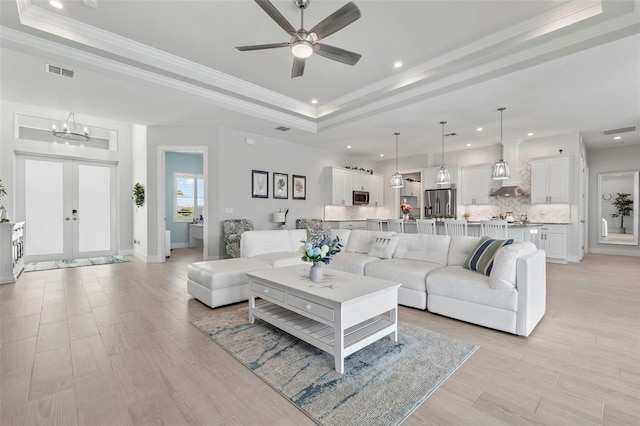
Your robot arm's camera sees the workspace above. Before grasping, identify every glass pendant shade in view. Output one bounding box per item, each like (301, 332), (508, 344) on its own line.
(435, 166), (451, 184)
(435, 121), (451, 185)
(492, 160), (510, 180)
(492, 107), (510, 180)
(390, 172), (404, 188)
(390, 132), (404, 188)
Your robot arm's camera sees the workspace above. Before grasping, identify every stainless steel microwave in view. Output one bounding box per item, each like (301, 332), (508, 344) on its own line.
(353, 191), (370, 205)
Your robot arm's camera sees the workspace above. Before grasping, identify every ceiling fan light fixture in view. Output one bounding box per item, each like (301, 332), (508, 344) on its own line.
(291, 40), (313, 58)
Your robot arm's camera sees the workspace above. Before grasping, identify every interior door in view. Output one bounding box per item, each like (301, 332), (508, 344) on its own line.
(17, 155), (117, 262)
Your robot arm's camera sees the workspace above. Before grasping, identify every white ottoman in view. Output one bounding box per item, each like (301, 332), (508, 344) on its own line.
(187, 258), (272, 308)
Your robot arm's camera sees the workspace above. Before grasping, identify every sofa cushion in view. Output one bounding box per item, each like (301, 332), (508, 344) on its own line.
(241, 230), (294, 258)
(393, 234), (451, 265)
(345, 230), (394, 254)
(326, 252), (379, 275)
(448, 236), (482, 266)
(427, 266), (518, 311)
(489, 242), (538, 289)
(368, 234), (399, 259)
(288, 229), (307, 253)
(187, 258), (271, 290)
(365, 259), (444, 292)
(330, 229), (352, 247)
(250, 252), (305, 268)
(463, 237), (514, 276)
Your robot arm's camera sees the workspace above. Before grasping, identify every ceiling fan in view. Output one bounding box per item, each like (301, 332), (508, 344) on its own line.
(236, 0), (362, 78)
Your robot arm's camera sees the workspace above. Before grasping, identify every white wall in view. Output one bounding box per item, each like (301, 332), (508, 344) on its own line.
(217, 126), (353, 255)
(132, 124), (148, 259)
(0, 101), (134, 255)
(588, 144), (640, 256)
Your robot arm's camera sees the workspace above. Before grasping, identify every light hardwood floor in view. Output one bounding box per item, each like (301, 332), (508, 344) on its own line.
(1, 250), (638, 425)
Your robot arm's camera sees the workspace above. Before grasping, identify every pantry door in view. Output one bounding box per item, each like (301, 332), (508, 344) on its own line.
(17, 156), (117, 262)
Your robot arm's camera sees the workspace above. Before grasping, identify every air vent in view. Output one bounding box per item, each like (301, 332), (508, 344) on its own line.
(602, 126), (636, 135)
(275, 126), (290, 132)
(46, 64), (75, 78)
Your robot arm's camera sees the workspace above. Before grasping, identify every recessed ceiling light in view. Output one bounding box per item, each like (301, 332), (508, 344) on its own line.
(527, 132), (534, 136)
(379, 154), (384, 157)
(466, 143), (472, 147)
(614, 136), (622, 140)
(49, 0), (63, 9)
(346, 145), (351, 149)
(393, 61), (402, 68)
(476, 127), (483, 132)
(311, 99), (318, 104)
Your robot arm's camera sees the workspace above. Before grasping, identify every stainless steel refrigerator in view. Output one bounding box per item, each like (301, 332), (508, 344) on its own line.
(424, 187), (456, 218)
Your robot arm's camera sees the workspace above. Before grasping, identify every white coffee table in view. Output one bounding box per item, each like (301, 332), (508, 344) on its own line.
(247, 265), (401, 374)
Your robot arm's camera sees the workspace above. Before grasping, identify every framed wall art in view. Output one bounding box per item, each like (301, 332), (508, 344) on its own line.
(252, 170), (268, 198)
(273, 172), (288, 199)
(292, 175), (306, 200)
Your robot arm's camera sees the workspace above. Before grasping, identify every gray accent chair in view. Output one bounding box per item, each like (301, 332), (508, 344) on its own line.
(295, 219), (324, 231)
(222, 219), (254, 258)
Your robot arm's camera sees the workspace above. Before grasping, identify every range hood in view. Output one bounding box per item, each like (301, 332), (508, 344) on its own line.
(489, 140), (529, 197)
(490, 185), (529, 197)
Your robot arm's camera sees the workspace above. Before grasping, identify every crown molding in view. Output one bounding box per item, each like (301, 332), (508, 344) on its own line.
(15, 0), (316, 118)
(1, 27), (318, 133)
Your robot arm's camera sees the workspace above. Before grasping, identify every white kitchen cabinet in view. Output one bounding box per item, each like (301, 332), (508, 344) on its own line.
(325, 167), (353, 206)
(369, 174), (384, 207)
(538, 224), (567, 263)
(352, 172), (370, 192)
(400, 179), (421, 197)
(460, 165), (491, 205)
(531, 156), (570, 203)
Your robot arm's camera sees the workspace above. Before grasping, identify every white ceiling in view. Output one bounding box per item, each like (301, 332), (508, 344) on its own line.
(1, 0), (639, 159)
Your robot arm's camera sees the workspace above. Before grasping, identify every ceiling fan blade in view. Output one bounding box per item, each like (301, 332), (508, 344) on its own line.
(236, 42), (290, 51)
(315, 43), (361, 66)
(292, 57), (305, 78)
(309, 2), (361, 41)
(255, 0), (297, 35)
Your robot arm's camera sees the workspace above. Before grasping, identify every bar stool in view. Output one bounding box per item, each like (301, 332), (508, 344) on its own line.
(387, 218), (404, 233)
(480, 220), (508, 239)
(444, 219), (468, 236)
(366, 218), (383, 231)
(416, 219), (437, 235)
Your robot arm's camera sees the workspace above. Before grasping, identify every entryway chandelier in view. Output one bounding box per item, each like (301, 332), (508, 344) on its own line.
(52, 112), (90, 142)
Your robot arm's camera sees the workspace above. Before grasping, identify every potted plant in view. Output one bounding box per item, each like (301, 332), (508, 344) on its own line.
(611, 192), (633, 233)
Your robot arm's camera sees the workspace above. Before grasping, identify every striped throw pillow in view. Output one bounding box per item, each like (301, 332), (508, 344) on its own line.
(463, 236), (514, 276)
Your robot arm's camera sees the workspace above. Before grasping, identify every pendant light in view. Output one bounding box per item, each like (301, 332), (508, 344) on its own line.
(492, 107), (510, 180)
(435, 121), (451, 185)
(389, 132), (404, 188)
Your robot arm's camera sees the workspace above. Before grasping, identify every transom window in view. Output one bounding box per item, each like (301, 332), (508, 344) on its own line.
(174, 173), (204, 221)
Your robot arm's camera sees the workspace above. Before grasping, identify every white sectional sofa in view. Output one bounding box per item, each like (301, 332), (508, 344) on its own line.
(187, 228), (546, 336)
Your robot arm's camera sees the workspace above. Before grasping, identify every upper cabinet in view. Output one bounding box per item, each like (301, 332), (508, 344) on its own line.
(325, 168), (384, 206)
(369, 174), (384, 207)
(325, 167), (353, 206)
(352, 172), (370, 192)
(460, 165), (491, 205)
(400, 179), (421, 196)
(531, 156), (570, 204)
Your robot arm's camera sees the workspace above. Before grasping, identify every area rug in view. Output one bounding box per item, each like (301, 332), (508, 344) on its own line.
(24, 255), (130, 272)
(193, 307), (478, 425)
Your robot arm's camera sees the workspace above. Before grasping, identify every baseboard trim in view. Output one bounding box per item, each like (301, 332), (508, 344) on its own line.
(118, 249), (134, 256)
(171, 243), (190, 249)
(588, 248), (640, 257)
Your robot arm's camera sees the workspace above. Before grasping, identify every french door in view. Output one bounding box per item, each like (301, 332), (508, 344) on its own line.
(16, 155), (117, 262)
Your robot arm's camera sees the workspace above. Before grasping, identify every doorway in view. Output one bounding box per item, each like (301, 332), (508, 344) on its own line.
(16, 155), (117, 262)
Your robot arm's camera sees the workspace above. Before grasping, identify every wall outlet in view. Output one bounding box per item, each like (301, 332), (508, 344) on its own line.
(133, 239), (140, 245)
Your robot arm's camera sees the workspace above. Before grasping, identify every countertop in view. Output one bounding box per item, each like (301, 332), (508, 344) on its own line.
(326, 220), (566, 227)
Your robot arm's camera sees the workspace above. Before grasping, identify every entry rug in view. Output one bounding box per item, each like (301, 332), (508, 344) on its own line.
(24, 255), (130, 272)
(193, 307), (478, 426)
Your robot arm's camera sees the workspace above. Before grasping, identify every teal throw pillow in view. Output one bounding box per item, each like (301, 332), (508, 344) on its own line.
(463, 236), (514, 276)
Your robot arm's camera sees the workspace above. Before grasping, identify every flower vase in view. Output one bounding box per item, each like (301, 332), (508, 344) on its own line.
(403, 213), (409, 222)
(309, 262), (323, 282)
